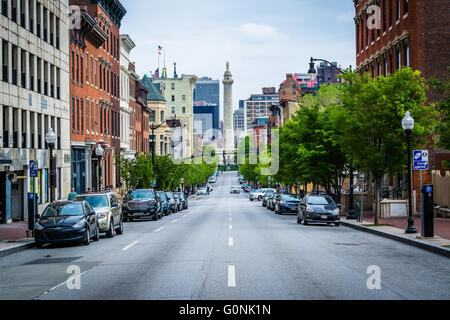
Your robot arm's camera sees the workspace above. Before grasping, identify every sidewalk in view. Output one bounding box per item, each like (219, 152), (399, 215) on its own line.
(357, 210), (450, 240)
(0, 222), (34, 257)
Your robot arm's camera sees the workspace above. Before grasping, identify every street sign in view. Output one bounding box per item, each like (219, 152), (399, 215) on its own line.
(30, 160), (38, 178)
(180, 178), (184, 183)
(413, 150), (429, 170)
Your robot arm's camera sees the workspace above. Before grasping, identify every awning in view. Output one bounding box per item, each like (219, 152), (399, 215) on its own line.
(0, 153), (12, 164)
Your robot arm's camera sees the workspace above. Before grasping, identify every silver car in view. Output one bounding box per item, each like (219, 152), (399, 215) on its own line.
(74, 192), (123, 238)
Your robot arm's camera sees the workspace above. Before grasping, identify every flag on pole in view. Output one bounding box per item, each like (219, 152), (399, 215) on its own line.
(158, 46), (163, 55)
(154, 68), (160, 77)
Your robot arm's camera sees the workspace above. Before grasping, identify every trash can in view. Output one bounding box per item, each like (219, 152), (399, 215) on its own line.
(421, 185), (434, 237)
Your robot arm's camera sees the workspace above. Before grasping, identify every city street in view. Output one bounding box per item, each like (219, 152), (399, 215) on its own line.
(0, 172), (449, 300)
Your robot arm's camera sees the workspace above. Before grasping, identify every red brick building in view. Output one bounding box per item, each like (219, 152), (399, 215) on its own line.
(353, 0), (450, 211)
(69, 0), (126, 193)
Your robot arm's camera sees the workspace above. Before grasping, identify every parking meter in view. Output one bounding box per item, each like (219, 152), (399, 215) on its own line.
(421, 185), (434, 238)
(28, 193), (38, 232)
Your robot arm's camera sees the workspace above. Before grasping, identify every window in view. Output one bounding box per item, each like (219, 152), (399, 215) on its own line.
(182, 106), (186, 113)
(396, 0), (400, 21)
(405, 44), (410, 66)
(90, 56), (93, 84)
(71, 51), (75, 81)
(76, 98), (80, 132)
(389, 0), (393, 27)
(76, 53), (79, 83)
(94, 59), (97, 86)
(382, 0), (386, 32)
(85, 53), (89, 83)
(99, 65), (102, 90)
(91, 101), (94, 132)
(404, 0), (408, 14)
(182, 95), (186, 101)
(86, 99), (89, 132)
(80, 99), (84, 133)
(171, 83), (175, 90)
(397, 49), (401, 69)
(171, 95), (175, 102)
(161, 110), (164, 122)
(80, 55), (83, 85)
(384, 58), (388, 76)
(72, 97), (75, 131)
(172, 107), (175, 114)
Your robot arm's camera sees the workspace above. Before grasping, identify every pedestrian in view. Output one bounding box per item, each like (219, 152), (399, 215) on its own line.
(68, 188), (78, 201)
(87, 188), (92, 194)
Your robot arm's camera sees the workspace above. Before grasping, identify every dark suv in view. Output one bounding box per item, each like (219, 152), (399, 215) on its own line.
(122, 189), (162, 221)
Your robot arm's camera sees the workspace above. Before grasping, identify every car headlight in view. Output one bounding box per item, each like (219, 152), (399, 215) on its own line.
(333, 209), (340, 216)
(306, 207), (315, 213)
(97, 212), (108, 220)
(73, 220), (85, 229)
(280, 201), (286, 205)
(35, 222), (44, 231)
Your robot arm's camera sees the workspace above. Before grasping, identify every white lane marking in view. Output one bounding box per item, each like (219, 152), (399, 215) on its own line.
(228, 265), (236, 287)
(171, 219), (178, 224)
(182, 214), (187, 218)
(228, 237), (234, 247)
(229, 217), (232, 221)
(122, 240), (139, 251)
(229, 224), (232, 230)
(154, 226), (165, 233)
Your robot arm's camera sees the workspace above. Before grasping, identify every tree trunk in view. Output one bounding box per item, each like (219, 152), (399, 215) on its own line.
(374, 178), (381, 226)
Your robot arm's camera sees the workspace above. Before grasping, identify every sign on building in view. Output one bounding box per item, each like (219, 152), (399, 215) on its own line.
(413, 150), (429, 170)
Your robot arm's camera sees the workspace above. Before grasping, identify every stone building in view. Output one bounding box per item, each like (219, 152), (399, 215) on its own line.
(0, 0), (70, 223)
(244, 87), (279, 133)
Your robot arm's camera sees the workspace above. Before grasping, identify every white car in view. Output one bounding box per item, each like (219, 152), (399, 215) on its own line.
(252, 188), (276, 201)
(197, 187), (209, 195)
(209, 177), (217, 183)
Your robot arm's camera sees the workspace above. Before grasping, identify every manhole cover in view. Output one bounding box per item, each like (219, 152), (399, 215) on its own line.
(23, 257), (83, 265)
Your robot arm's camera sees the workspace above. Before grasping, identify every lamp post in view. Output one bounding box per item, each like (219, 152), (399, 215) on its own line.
(45, 128), (56, 203)
(308, 57), (356, 218)
(402, 111), (417, 234)
(95, 144), (104, 192)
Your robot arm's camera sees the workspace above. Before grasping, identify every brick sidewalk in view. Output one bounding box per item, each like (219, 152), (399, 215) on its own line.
(354, 210), (450, 240)
(0, 221), (30, 242)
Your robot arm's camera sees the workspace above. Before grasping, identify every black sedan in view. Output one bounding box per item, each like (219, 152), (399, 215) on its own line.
(298, 195), (341, 226)
(274, 194), (302, 214)
(122, 189), (162, 221)
(34, 201), (99, 248)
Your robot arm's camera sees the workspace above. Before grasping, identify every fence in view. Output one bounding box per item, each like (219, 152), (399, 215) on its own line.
(431, 170), (450, 208)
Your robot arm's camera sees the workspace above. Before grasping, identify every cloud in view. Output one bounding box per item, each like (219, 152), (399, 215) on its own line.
(235, 23), (288, 42)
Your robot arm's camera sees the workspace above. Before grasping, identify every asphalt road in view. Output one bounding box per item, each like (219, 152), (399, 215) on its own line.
(0, 172), (449, 300)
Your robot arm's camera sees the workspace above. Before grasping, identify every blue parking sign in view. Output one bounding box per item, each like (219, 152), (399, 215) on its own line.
(413, 150), (429, 170)
(29, 160), (38, 177)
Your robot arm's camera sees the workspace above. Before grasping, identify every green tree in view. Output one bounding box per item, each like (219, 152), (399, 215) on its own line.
(334, 68), (437, 225)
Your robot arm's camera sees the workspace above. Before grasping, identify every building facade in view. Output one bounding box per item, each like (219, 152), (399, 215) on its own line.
(316, 62), (343, 85)
(153, 74), (197, 159)
(140, 75), (170, 156)
(1, 0), (70, 223)
(69, 0), (126, 193)
(354, 0), (450, 213)
(233, 102), (245, 147)
(244, 87), (279, 132)
(119, 34), (134, 159)
(129, 62), (149, 155)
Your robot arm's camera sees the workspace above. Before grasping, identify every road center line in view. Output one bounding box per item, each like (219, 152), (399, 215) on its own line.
(228, 237), (234, 246)
(228, 265), (236, 287)
(171, 219), (178, 223)
(154, 226), (165, 233)
(122, 240), (139, 251)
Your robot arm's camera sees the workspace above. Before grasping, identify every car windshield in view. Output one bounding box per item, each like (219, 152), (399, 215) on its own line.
(166, 193), (173, 199)
(75, 195), (108, 208)
(307, 196), (335, 205)
(158, 192), (167, 200)
(131, 191), (155, 199)
(42, 203), (84, 217)
(282, 195), (301, 201)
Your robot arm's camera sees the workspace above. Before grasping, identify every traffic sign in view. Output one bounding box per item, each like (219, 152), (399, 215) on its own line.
(413, 150), (429, 170)
(29, 160), (38, 178)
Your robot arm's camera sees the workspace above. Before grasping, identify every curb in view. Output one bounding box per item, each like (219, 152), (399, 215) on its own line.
(341, 221), (450, 258)
(0, 241), (35, 258)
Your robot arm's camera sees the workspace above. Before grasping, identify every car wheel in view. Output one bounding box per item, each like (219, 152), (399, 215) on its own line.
(83, 228), (90, 245)
(124, 217), (129, 222)
(35, 241), (44, 249)
(335, 222), (340, 227)
(116, 217), (124, 235)
(258, 196), (262, 201)
(93, 223), (100, 241)
(106, 219), (114, 238)
(297, 217), (302, 224)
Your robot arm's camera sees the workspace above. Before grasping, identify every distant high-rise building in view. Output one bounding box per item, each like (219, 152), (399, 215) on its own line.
(244, 87), (279, 132)
(316, 62), (342, 85)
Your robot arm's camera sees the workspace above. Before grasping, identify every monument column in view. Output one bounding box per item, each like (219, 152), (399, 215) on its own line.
(222, 61), (234, 164)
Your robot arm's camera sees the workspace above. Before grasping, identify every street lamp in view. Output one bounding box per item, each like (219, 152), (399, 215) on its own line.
(308, 58), (317, 80)
(46, 128), (56, 203)
(95, 144), (104, 192)
(402, 111), (417, 234)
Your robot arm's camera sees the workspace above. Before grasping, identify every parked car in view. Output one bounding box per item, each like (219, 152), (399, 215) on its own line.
(173, 193), (183, 211)
(165, 192), (178, 213)
(267, 193), (278, 211)
(244, 185), (253, 193)
(252, 188), (276, 201)
(262, 192), (274, 207)
(157, 191), (170, 216)
(209, 176), (217, 183)
(34, 201), (99, 248)
(175, 192), (188, 210)
(74, 192), (123, 238)
(274, 194), (302, 215)
(197, 187), (209, 195)
(298, 195), (341, 226)
(122, 189), (162, 221)
(230, 186), (241, 194)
